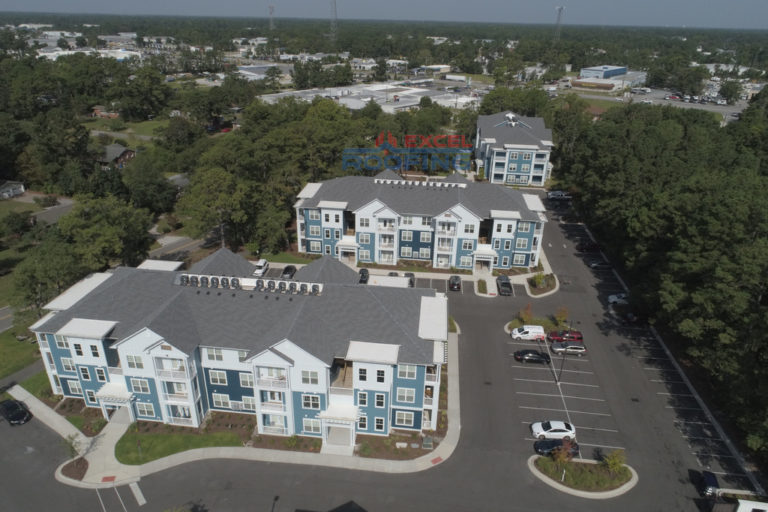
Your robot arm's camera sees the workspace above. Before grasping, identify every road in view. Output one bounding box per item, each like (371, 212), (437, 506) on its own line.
(91, 130), (157, 141)
(148, 235), (204, 260)
(0, 306), (13, 334)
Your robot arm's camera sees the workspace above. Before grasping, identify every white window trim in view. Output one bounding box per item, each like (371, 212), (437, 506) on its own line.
(90, 345), (99, 357)
(126, 355), (143, 369)
(240, 373), (254, 388)
(400, 246), (412, 257)
(375, 393), (385, 408)
(79, 367), (90, 381)
(62, 358), (75, 372)
(420, 232), (431, 243)
(206, 348), (223, 361)
(96, 368), (106, 382)
(302, 370), (319, 385)
(303, 418), (321, 434)
(136, 402), (155, 417)
(359, 233), (370, 244)
(375, 417), (385, 431)
(309, 226), (321, 237)
(419, 248), (430, 259)
(396, 387), (415, 403)
(516, 238), (528, 249)
(309, 210), (320, 220)
(502, 256), (510, 266)
(358, 391), (367, 406)
(68, 380), (82, 395)
(359, 249), (370, 261)
(397, 364), (417, 379)
(209, 370), (227, 385)
(396, 411), (415, 427)
(504, 240), (512, 250)
(242, 396), (256, 411)
(212, 393), (230, 408)
(401, 230), (413, 241)
(518, 222), (531, 233)
(358, 416), (367, 429)
(462, 240), (473, 251)
(309, 240), (321, 252)
(514, 254), (526, 265)
(302, 394), (320, 410)
(131, 378), (149, 394)
(86, 389), (96, 404)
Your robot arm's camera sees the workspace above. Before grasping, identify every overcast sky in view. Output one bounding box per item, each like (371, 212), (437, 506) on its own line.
(3, 0), (768, 30)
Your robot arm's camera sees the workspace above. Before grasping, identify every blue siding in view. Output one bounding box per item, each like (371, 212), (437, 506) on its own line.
(204, 368), (251, 409)
(126, 375), (162, 421)
(60, 377), (81, 398)
(303, 210), (323, 252)
(46, 333), (76, 376)
(391, 408), (423, 430)
(355, 389), (389, 434)
(357, 231), (375, 261)
(455, 238), (475, 268)
(194, 350), (209, 415)
(292, 391), (325, 435)
(392, 364), (425, 408)
(77, 364), (105, 407)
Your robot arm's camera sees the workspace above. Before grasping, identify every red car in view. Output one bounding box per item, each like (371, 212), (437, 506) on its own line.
(547, 330), (584, 343)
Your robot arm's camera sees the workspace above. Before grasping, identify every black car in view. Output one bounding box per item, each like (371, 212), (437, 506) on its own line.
(280, 265), (297, 279)
(448, 275), (462, 291)
(496, 275), (513, 296)
(388, 271), (399, 277)
(534, 439), (580, 457)
(0, 399), (32, 426)
(358, 268), (369, 284)
(575, 240), (600, 253)
(513, 350), (551, 364)
(404, 272), (415, 288)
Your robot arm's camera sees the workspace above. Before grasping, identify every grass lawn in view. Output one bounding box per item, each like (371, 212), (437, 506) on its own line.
(115, 431), (242, 464)
(0, 329), (40, 380)
(0, 199), (43, 216)
(477, 279), (487, 294)
(128, 119), (168, 137)
(534, 456), (632, 491)
(585, 98), (624, 110)
(19, 370), (51, 398)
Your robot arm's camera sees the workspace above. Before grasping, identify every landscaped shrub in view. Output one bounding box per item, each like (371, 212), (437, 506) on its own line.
(477, 279), (487, 293)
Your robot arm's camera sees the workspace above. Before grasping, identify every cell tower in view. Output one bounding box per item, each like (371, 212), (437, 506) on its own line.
(269, 5), (275, 31)
(330, 0), (338, 46)
(554, 6), (565, 43)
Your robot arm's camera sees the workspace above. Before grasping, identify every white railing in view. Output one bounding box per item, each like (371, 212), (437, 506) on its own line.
(163, 392), (189, 402)
(377, 224), (395, 232)
(168, 417), (194, 426)
(257, 378), (288, 389)
(437, 245), (452, 252)
(380, 242), (394, 249)
(330, 387), (354, 396)
(424, 396), (434, 406)
(47, 363), (56, 371)
(39, 340), (49, 349)
(108, 367), (123, 376)
(260, 402), (285, 412)
(422, 420), (431, 429)
(263, 426), (287, 435)
(437, 230), (456, 236)
(425, 373), (437, 382)
(156, 368), (187, 379)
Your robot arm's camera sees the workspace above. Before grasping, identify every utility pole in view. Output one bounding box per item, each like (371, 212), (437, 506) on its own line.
(554, 6), (564, 44)
(268, 5), (275, 32)
(330, 0), (338, 48)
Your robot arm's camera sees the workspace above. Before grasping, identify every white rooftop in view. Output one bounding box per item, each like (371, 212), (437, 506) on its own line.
(57, 318), (118, 339)
(490, 209), (521, 220)
(522, 194), (546, 212)
(137, 260), (184, 271)
(346, 340), (400, 364)
(318, 403), (359, 421)
(297, 182), (322, 199)
(95, 381), (132, 401)
(317, 200), (348, 209)
(418, 294), (448, 341)
(44, 273), (113, 311)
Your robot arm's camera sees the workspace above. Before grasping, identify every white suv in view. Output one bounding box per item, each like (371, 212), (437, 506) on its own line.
(252, 259), (269, 277)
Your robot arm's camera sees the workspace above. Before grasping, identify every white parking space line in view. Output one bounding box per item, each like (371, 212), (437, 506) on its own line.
(514, 378), (557, 384)
(665, 406), (702, 410)
(129, 482), (147, 506)
(518, 406), (611, 416)
(657, 392), (694, 397)
(577, 426), (619, 433)
(516, 391), (605, 402)
(633, 356), (669, 360)
(95, 489), (107, 512)
(708, 470), (747, 477)
(579, 442), (626, 451)
(114, 487), (128, 512)
(693, 451), (737, 459)
(674, 420), (712, 425)
(507, 341), (542, 347)
(650, 379), (685, 384)
(559, 382), (599, 388)
(681, 435), (722, 441)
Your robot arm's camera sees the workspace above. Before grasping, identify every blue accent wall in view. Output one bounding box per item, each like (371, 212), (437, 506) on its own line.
(355, 389), (389, 433)
(292, 391), (325, 436)
(126, 375), (161, 421)
(204, 368), (252, 410)
(391, 364), (425, 408)
(76, 364), (105, 407)
(455, 238), (475, 268)
(357, 231), (375, 261)
(391, 408), (423, 430)
(46, 333), (76, 376)
(398, 229), (432, 259)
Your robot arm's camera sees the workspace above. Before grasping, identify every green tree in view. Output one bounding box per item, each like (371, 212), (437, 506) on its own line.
(601, 450), (626, 475)
(57, 38), (69, 50)
(122, 150), (177, 213)
(373, 58), (388, 82)
(718, 80), (742, 104)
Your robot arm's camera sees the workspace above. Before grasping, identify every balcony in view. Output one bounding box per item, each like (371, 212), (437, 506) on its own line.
(163, 392), (190, 402)
(260, 402), (285, 412)
(39, 340), (49, 349)
(108, 366), (123, 376)
(156, 368), (188, 380)
(379, 240), (395, 249)
(263, 426), (287, 435)
(424, 396), (434, 406)
(436, 244), (452, 252)
(425, 373), (438, 383)
(377, 223), (395, 233)
(47, 363), (56, 371)
(330, 387), (354, 397)
(257, 378), (288, 389)
(168, 417), (194, 426)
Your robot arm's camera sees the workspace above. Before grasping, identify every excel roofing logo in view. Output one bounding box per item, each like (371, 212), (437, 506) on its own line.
(342, 131), (472, 172)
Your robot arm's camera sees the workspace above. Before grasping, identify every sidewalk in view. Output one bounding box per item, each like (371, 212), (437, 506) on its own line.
(20, 332), (461, 489)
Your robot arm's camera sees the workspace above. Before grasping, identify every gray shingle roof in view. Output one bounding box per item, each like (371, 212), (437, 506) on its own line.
(100, 143), (132, 163)
(301, 174), (540, 220)
(33, 250), (438, 365)
(476, 112), (553, 149)
(294, 256), (359, 285)
(188, 248), (256, 277)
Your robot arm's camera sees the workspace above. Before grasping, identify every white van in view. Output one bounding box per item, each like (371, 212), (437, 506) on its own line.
(252, 259), (269, 277)
(510, 325), (546, 341)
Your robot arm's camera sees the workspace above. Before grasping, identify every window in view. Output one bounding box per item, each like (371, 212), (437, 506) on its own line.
(360, 217), (370, 227)
(510, 152), (518, 159)
(493, 239), (501, 249)
(309, 210), (320, 220)
(507, 224), (513, 233)
(303, 418), (321, 434)
(302, 394), (320, 409)
(506, 174), (515, 183)
(266, 367), (285, 379)
(398, 364), (417, 379)
(73, 344), (83, 356)
(86, 390), (96, 404)
(358, 392), (367, 406)
(324, 228), (331, 239)
(79, 367), (90, 381)
(516, 238), (528, 249)
(460, 256), (472, 267)
(55, 335), (68, 349)
(400, 246), (412, 258)
(335, 214), (340, 223)
(238, 350), (247, 362)
(309, 226), (321, 237)
(514, 254), (526, 265)
(209, 370), (227, 385)
(68, 380), (82, 395)
(136, 402), (154, 417)
(302, 370), (318, 385)
(397, 388), (415, 403)
(464, 224), (475, 234)
(502, 256), (510, 266)
(240, 373), (254, 388)
(521, 164), (530, 172)
(377, 370), (385, 383)
(126, 355), (143, 369)
(206, 348), (223, 361)
(523, 152), (532, 160)
(420, 232), (431, 243)
(359, 368), (367, 381)
(242, 396), (256, 411)
(518, 221), (531, 233)
(422, 217), (431, 226)
(493, 256), (499, 266)
(131, 378), (149, 394)
(396, 411), (415, 427)
(358, 416), (367, 429)
(375, 417), (385, 431)
(62, 358), (75, 372)
(324, 213), (329, 222)
(359, 233), (370, 244)
(509, 163), (518, 171)
(419, 248), (430, 259)
(401, 230), (413, 241)
(96, 368), (106, 382)
(324, 245), (331, 255)
(496, 224), (501, 232)
(359, 250), (370, 261)
(402, 215), (413, 225)
(310, 241), (321, 252)
(334, 230), (340, 239)
(91, 345), (100, 357)
(212, 393), (230, 408)
(375, 393), (385, 408)
(462, 240), (474, 251)
(504, 240), (512, 251)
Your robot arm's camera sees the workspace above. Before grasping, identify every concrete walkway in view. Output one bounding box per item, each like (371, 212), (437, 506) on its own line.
(20, 332), (461, 489)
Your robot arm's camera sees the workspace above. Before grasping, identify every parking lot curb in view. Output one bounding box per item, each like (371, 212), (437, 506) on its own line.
(526, 455), (638, 499)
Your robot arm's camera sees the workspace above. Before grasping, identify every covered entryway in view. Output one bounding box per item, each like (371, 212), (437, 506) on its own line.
(318, 404), (359, 456)
(472, 243), (497, 274)
(336, 235), (359, 265)
(95, 381), (134, 421)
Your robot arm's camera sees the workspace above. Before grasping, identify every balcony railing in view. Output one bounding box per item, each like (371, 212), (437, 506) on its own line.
(163, 392), (190, 402)
(424, 396), (434, 406)
(425, 373), (437, 382)
(377, 224), (395, 232)
(437, 229), (456, 236)
(39, 340), (49, 349)
(422, 419), (432, 429)
(330, 387), (354, 396)
(47, 363), (56, 371)
(436, 245), (452, 252)
(156, 368), (187, 380)
(168, 417), (194, 426)
(260, 402), (285, 412)
(257, 378), (288, 389)
(263, 426), (287, 435)
(108, 366), (123, 376)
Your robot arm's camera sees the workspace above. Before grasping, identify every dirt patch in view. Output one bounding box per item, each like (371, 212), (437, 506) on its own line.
(356, 432), (438, 459)
(55, 398), (108, 437)
(528, 273), (557, 295)
(61, 457), (88, 481)
(201, 412), (257, 443)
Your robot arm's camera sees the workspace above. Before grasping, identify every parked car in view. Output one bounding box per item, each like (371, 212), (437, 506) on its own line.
(513, 350), (551, 364)
(530, 420), (576, 441)
(547, 330), (584, 343)
(534, 438), (580, 457)
(547, 190), (572, 201)
(358, 268), (369, 284)
(388, 271), (399, 277)
(620, 311), (646, 326)
(404, 272), (415, 288)
(575, 240), (600, 253)
(510, 325), (546, 341)
(551, 341), (587, 356)
(0, 399), (32, 426)
(496, 275), (513, 296)
(587, 259), (612, 270)
(448, 275), (462, 291)
(280, 265), (297, 279)
(698, 470), (720, 498)
(608, 293), (628, 305)
(252, 259), (269, 277)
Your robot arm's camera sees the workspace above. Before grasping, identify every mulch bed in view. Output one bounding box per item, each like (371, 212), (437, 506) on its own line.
(356, 432), (438, 460)
(61, 457), (88, 481)
(55, 398), (107, 437)
(528, 273), (557, 295)
(248, 434), (322, 453)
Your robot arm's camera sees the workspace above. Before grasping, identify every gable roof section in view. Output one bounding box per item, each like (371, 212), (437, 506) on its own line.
(476, 112), (553, 150)
(294, 256), (359, 285)
(188, 248), (255, 277)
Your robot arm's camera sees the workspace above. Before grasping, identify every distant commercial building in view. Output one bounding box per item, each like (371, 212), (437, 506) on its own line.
(580, 65), (627, 79)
